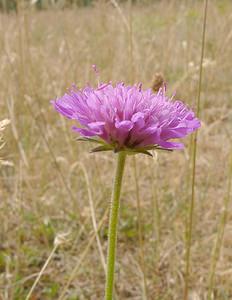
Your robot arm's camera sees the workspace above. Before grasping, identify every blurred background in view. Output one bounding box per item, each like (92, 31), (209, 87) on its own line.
(0, 0), (232, 299)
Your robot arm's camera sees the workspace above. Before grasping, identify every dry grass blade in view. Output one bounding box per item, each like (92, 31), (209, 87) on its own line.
(25, 232), (70, 300)
(77, 161), (106, 273)
(24, 95), (84, 222)
(25, 244), (58, 300)
(110, 0), (130, 31)
(58, 208), (108, 300)
(7, 98), (29, 168)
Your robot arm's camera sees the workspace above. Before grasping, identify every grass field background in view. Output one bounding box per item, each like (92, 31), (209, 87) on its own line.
(1, 0), (232, 299)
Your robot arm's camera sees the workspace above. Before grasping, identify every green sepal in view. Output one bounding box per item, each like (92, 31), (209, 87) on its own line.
(76, 137), (105, 144)
(90, 145), (114, 153)
(124, 148), (153, 157)
(143, 145), (173, 152)
(76, 136), (173, 155)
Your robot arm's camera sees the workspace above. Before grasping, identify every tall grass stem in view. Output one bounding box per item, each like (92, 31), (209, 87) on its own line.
(133, 156), (148, 299)
(184, 1), (208, 299)
(151, 153), (161, 253)
(207, 150), (232, 299)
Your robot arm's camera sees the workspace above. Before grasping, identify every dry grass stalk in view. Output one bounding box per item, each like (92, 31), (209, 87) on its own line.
(184, 1), (208, 299)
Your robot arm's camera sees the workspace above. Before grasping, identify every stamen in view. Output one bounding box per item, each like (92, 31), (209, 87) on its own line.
(138, 83), (142, 92)
(97, 83), (110, 91)
(170, 91), (176, 101)
(92, 64), (100, 86)
(92, 64), (99, 75)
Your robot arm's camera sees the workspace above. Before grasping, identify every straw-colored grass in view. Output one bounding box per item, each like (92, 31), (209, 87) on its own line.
(1, 1), (232, 299)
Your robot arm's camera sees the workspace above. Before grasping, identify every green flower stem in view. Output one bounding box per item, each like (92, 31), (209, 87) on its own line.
(105, 151), (127, 300)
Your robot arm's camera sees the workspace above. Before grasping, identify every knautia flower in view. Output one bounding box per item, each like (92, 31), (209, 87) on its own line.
(52, 80), (200, 300)
(52, 83), (200, 155)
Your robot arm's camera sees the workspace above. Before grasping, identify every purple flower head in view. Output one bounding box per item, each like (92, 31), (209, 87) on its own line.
(52, 82), (200, 155)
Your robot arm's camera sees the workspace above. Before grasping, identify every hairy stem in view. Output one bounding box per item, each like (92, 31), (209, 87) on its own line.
(105, 152), (126, 300)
